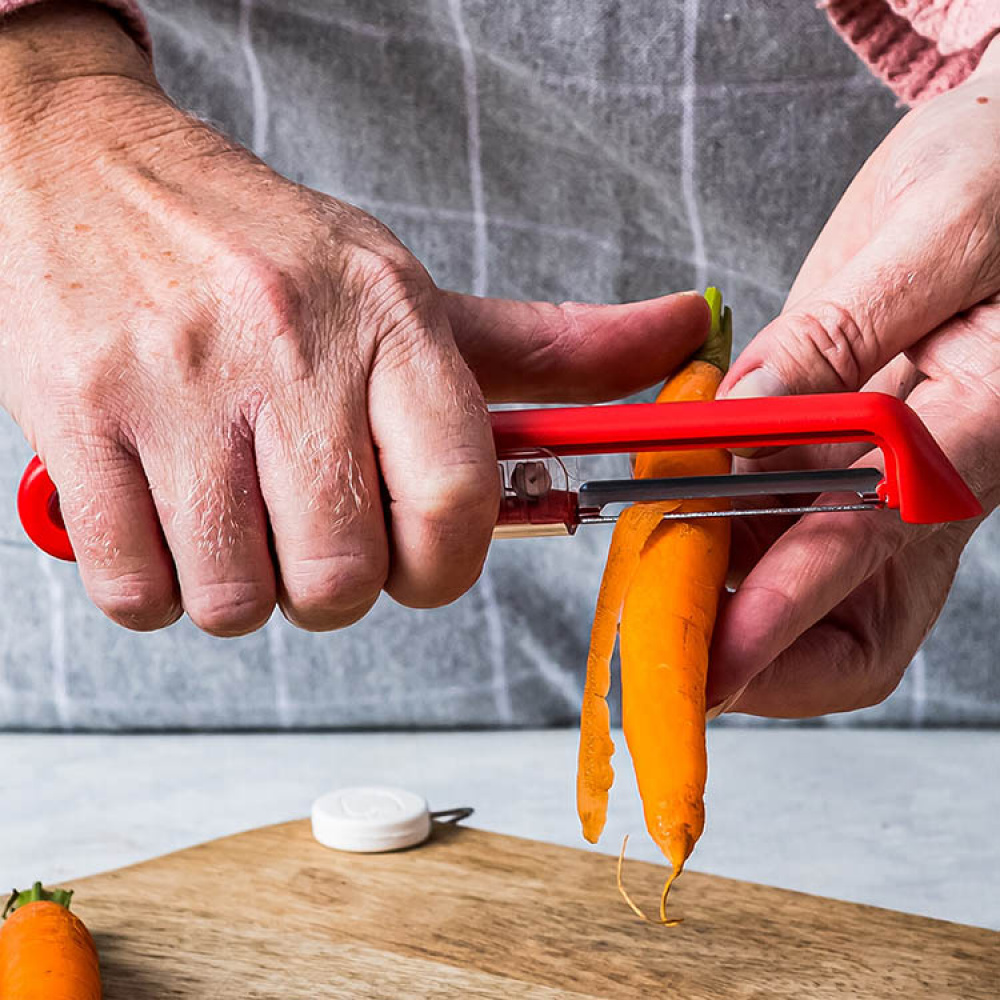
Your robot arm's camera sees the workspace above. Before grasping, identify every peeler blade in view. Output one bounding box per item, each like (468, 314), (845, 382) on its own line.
(576, 467), (884, 512)
(582, 502), (883, 525)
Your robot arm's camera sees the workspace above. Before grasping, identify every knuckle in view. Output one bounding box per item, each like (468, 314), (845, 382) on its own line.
(388, 461), (497, 609)
(136, 319), (217, 390)
(350, 247), (436, 339)
(220, 252), (306, 339)
(216, 251), (318, 379)
(55, 424), (123, 483)
(413, 458), (499, 526)
(501, 301), (578, 377)
(184, 580), (275, 637)
(281, 552), (387, 631)
(778, 301), (876, 390)
(868, 672), (905, 708)
(57, 353), (123, 417)
(959, 206), (1000, 294)
(848, 662), (905, 712)
(392, 556), (487, 610)
(91, 573), (179, 631)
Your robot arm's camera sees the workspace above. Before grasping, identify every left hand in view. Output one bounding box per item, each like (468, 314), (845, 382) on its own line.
(706, 42), (1000, 718)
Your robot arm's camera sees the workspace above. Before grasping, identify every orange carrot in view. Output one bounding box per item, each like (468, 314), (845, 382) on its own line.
(577, 287), (732, 922)
(1, 882), (101, 1000)
(620, 505), (729, 921)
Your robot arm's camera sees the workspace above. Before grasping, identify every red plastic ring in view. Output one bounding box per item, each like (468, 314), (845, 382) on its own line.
(17, 457), (76, 562)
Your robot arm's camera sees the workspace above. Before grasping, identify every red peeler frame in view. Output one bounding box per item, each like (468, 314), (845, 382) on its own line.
(18, 392), (982, 562)
(492, 392), (980, 524)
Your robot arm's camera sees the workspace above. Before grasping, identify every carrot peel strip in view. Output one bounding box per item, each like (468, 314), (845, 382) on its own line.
(577, 503), (684, 843)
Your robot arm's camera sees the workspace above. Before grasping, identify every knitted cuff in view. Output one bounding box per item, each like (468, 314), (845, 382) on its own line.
(822, 0), (999, 103)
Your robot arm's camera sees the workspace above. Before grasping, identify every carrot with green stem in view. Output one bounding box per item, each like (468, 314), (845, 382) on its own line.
(1, 881), (101, 999)
(577, 287), (733, 923)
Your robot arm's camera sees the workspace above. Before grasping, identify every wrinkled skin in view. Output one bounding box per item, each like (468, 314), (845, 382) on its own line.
(709, 41), (1000, 718)
(0, 3), (709, 636)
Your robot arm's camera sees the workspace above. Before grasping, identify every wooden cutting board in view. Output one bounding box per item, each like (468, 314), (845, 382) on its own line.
(71, 820), (997, 999)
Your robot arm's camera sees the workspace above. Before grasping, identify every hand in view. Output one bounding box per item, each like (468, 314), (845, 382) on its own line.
(707, 41), (1000, 718)
(0, 3), (709, 636)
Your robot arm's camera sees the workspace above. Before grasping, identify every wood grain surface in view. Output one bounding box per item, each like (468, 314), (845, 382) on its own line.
(71, 821), (998, 999)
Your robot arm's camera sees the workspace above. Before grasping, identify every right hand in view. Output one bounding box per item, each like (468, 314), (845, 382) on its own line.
(0, 3), (710, 636)
(707, 43), (1000, 718)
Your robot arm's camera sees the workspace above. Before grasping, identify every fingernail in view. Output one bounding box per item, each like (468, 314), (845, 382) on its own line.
(723, 370), (789, 459)
(722, 367), (788, 400)
(705, 682), (750, 721)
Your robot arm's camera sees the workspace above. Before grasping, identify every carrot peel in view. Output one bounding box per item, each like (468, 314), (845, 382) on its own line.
(577, 502), (685, 843)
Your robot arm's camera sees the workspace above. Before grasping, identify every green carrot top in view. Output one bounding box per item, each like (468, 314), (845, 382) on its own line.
(693, 285), (733, 374)
(3, 882), (74, 919)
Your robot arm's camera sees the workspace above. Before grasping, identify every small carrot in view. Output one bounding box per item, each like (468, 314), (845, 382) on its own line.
(1, 881), (101, 999)
(576, 287), (732, 923)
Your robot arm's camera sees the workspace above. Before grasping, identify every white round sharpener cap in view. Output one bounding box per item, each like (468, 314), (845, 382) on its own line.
(311, 786), (431, 853)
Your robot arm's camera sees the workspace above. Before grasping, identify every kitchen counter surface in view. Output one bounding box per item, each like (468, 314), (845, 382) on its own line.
(3, 728), (998, 929)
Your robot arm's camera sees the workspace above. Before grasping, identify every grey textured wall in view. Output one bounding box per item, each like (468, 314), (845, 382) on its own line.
(0, 0), (996, 728)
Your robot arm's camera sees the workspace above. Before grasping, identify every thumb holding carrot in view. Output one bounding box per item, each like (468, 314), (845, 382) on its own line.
(445, 288), (711, 404)
(721, 93), (1000, 401)
(708, 56), (1000, 718)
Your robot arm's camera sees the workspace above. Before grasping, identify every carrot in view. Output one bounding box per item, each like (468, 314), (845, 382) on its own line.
(1, 881), (101, 999)
(576, 287), (732, 923)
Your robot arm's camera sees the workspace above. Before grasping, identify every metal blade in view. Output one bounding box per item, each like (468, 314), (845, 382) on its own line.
(577, 467), (883, 511)
(580, 502), (882, 525)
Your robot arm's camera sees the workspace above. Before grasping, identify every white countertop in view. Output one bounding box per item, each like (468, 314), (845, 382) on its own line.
(4, 729), (998, 929)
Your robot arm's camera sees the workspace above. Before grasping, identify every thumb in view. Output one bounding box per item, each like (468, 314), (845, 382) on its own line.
(443, 289), (710, 403)
(719, 205), (999, 399)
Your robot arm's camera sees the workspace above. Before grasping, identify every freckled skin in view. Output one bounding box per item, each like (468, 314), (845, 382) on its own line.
(0, 2), (709, 637)
(0, 4), (495, 635)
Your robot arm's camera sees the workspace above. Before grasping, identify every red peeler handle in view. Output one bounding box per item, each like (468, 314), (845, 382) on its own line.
(491, 392), (981, 526)
(18, 457), (75, 562)
(16, 392), (982, 561)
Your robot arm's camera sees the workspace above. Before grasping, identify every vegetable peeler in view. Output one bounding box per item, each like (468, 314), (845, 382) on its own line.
(490, 392), (981, 538)
(16, 392), (981, 560)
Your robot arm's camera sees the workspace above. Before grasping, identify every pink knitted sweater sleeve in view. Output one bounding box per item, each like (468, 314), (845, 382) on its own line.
(823, 0), (1000, 102)
(0, 0), (150, 55)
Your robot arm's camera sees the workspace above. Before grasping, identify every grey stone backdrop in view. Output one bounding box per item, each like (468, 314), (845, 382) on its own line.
(0, 0), (996, 728)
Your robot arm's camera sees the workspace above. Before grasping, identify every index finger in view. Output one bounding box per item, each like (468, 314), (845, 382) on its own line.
(707, 479), (920, 712)
(709, 364), (996, 713)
